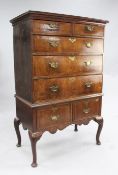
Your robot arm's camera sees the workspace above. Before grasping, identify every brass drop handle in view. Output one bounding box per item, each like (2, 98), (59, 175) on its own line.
(48, 23), (58, 29)
(51, 115), (60, 121)
(50, 85), (59, 92)
(85, 25), (94, 32)
(85, 82), (92, 88)
(69, 37), (76, 43)
(83, 108), (90, 114)
(49, 62), (58, 69)
(85, 42), (92, 48)
(49, 40), (59, 47)
(84, 60), (92, 66)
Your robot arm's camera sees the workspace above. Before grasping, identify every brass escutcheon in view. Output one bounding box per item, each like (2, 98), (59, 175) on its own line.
(68, 56), (76, 61)
(69, 37), (76, 43)
(49, 40), (59, 47)
(85, 25), (94, 32)
(69, 77), (76, 81)
(52, 107), (58, 112)
(83, 108), (90, 114)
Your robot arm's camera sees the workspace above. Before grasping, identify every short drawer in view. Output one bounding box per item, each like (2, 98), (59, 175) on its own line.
(74, 23), (104, 37)
(32, 36), (103, 54)
(32, 20), (72, 35)
(36, 104), (71, 129)
(33, 75), (102, 103)
(73, 97), (101, 121)
(33, 55), (103, 77)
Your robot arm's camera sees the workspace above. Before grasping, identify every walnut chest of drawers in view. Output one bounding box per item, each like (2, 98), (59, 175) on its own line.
(10, 11), (109, 167)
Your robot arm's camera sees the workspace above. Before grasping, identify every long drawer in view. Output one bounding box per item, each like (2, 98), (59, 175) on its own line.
(33, 55), (102, 77)
(33, 75), (102, 103)
(32, 36), (103, 54)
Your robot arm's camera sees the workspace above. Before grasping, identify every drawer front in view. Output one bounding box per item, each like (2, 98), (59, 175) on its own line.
(32, 20), (72, 35)
(36, 104), (71, 129)
(33, 55), (102, 77)
(33, 75), (102, 103)
(74, 23), (104, 37)
(32, 36), (103, 54)
(73, 97), (101, 121)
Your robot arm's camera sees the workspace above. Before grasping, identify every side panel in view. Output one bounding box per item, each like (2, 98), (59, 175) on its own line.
(16, 98), (33, 131)
(13, 19), (32, 101)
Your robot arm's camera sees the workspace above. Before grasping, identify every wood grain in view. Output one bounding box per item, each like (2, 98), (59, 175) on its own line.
(32, 55), (103, 78)
(32, 36), (103, 54)
(36, 104), (71, 129)
(33, 75), (102, 103)
(32, 20), (72, 35)
(73, 97), (102, 121)
(74, 23), (104, 37)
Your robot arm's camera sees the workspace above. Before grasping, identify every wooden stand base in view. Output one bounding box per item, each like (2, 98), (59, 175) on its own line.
(14, 117), (103, 167)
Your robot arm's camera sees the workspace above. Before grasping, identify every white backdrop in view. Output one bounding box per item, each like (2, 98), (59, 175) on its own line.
(0, 0), (118, 175)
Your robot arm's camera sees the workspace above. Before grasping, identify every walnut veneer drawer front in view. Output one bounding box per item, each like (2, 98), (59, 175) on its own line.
(74, 24), (104, 37)
(36, 104), (71, 130)
(33, 55), (102, 77)
(33, 36), (103, 54)
(32, 20), (72, 35)
(33, 75), (102, 102)
(73, 97), (101, 121)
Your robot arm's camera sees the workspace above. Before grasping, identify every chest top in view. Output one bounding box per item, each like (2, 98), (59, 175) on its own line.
(10, 10), (109, 24)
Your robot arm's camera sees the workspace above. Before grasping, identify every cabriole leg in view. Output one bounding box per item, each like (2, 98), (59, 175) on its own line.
(94, 117), (103, 145)
(28, 131), (42, 167)
(74, 124), (78, 132)
(14, 117), (21, 147)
